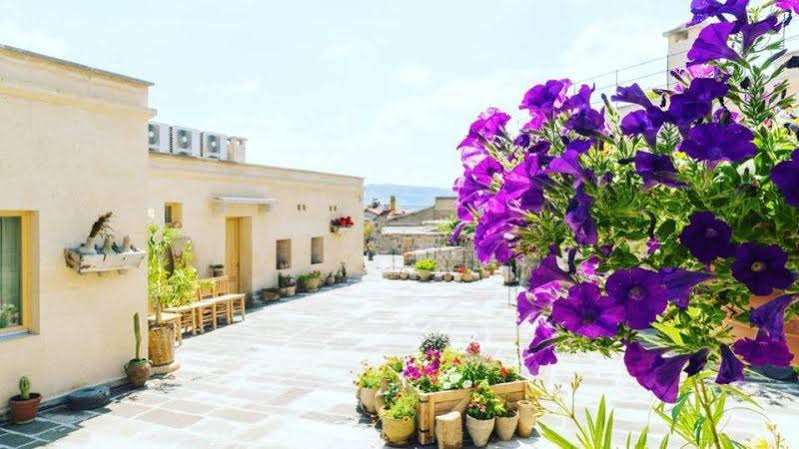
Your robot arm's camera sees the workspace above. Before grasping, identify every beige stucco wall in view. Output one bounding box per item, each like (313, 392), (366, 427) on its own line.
(148, 154), (365, 295)
(664, 25), (701, 87)
(0, 47), (153, 407)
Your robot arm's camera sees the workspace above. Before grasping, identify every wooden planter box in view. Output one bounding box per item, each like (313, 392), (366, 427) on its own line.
(64, 248), (146, 275)
(416, 379), (527, 445)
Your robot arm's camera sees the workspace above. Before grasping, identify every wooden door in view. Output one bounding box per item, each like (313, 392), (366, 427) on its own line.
(225, 218), (241, 293)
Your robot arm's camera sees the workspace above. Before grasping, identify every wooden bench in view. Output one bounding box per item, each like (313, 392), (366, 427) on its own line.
(212, 276), (246, 322)
(195, 280), (218, 332)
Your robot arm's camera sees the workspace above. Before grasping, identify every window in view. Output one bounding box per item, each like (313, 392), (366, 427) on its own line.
(311, 237), (324, 264)
(165, 203), (183, 228)
(276, 239), (291, 270)
(0, 213), (29, 334)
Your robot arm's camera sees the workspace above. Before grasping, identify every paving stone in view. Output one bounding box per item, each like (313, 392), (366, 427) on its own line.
(0, 432), (36, 448)
(35, 426), (77, 442)
(134, 408), (203, 429)
(0, 420), (58, 436)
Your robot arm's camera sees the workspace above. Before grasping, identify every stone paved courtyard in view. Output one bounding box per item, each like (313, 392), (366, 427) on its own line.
(3, 256), (799, 449)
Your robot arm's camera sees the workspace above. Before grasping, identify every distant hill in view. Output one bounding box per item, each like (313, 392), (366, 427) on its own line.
(365, 184), (453, 212)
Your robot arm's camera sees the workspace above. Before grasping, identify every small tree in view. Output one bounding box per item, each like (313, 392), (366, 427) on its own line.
(147, 225), (198, 326)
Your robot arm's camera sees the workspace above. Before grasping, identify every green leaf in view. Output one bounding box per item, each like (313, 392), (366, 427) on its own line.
(634, 426), (649, 449)
(538, 422), (580, 449)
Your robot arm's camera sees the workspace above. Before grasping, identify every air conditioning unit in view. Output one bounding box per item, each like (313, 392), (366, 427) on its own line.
(201, 132), (227, 160)
(171, 126), (200, 157)
(147, 122), (170, 153)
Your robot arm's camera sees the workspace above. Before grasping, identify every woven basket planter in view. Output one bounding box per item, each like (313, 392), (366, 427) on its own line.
(466, 415), (494, 447)
(148, 325), (175, 367)
(495, 411), (519, 441)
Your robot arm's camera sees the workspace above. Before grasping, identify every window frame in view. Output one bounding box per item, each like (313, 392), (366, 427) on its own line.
(0, 211), (31, 336)
(311, 236), (324, 265)
(276, 239), (292, 270)
(164, 202), (183, 228)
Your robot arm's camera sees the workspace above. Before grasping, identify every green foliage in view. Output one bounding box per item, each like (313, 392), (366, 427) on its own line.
(278, 273), (296, 288)
(147, 225), (199, 323)
(532, 374), (665, 449)
(339, 262), (347, 278)
(18, 376), (30, 400)
(0, 303), (18, 328)
(383, 390), (418, 420)
(654, 373), (761, 449)
(419, 332), (450, 353)
(414, 259), (437, 272)
(355, 362), (383, 389)
(466, 380), (506, 419)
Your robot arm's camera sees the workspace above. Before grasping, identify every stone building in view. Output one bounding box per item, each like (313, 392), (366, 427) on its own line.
(372, 196), (456, 254)
(0, 44), (364, 409)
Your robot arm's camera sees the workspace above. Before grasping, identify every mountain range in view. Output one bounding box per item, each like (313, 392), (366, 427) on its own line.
(365, 184), (453, 212)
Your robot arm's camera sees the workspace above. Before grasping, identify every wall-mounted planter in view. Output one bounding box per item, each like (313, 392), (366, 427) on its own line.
(64, 248), (146, 275)
(330, 225), (353, 234)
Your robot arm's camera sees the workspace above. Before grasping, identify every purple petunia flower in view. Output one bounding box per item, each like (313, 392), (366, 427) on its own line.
(688, 0), (749, 26)
(681, 123), (756, 166)
(733, 330), (795, 367)
(635, 151), (686, 189)
(565, 107), (606, 137)
(566, 139), (593, 154)
(612, 83), (654, 108)
(679, 212), (735, 264)
(529, 253), (574, 290)
(624, 342), (689, 403)
(516, 283), (561, 325)
(523, 319), (558, 375)
(687, 22), (741, 65)
(777, 0), (799, 13)
(621, 110), (665, 147)
(716, 344), (745, 384)
(552, 283), (625, 339)
(668, 78), (729, 128)
(739, 16), (782, 52)
(685, 348), (710, 376)
(606, 268), (669, 329)
(658, 267), (715, 309)
(548, 150), (594, 186)
(731, 243), (794, 296)
(458, 107), (511, 148)
(501, 154), (548, 213)
(565, 186), (598, 246)
(750, 294), (798, 340)
(450, 222), (466, 245)
(771, 150), (799, 206)
(520, 79), (572, 130)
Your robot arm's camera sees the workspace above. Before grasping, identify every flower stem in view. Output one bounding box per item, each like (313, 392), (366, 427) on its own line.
(695, 379), (723, 449)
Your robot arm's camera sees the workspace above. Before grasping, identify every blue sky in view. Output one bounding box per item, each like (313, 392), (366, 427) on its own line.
(0, 0), (688, 188)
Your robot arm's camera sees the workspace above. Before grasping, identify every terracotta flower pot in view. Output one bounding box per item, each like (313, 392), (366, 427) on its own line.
(148, 324), (175, 367)
(443, 273), (453, 282)
(279, 286), (296, 297)
(453, 273), (462, 282)
(727, 292), (799, 366)
(9, 394), (41, 424)
(462, 272), (474, 282)
(381, 412), (416, 446)
(400, 272), (409, 280)
(516, 400), (537, 438)
(125, 360), (151, 388)
(358, 387), (378, 414)
(466, 415), (495, 447)
(418, 270), (433, 282)
(495, 411), (519, 441)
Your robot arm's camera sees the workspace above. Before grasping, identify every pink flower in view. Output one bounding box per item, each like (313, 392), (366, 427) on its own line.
(777, 0), (799, 14)
(466, 341), (481, 355)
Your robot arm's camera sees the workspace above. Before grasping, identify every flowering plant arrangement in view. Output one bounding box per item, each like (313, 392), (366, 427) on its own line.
(354, 362), (383, 390)
(383, 389), (418, 421)
(419, 332), (451, 353)
(454, 1), (799, 446)
(466, 380), (506, 420)
(331, 216), (355, 230)
(414, 259), (437, 272)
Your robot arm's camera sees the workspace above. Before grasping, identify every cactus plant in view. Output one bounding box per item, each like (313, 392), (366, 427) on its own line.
(133, 313), (142, 361)
(19, 376), (30, 400)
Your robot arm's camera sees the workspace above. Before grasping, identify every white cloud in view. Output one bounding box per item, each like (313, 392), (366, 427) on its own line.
(320, 40), (378, 61)
(0, 22), (67, 58)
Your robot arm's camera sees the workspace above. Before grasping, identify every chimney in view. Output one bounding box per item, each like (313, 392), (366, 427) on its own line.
(390, 195), (396, 212)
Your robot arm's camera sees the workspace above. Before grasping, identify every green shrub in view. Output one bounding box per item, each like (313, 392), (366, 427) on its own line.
(414, 259), (437, 272)
(383, 391), (418, 420)
(355, 363), (382, 389)
(466, 380), (505, 420)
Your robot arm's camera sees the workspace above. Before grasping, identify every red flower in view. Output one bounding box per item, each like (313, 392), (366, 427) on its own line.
(466, 341), (481, 355)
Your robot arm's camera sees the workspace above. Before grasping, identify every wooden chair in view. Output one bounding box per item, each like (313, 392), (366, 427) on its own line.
(161, 297), (197, 338)
(209, 276), (234, 325)
(195, 281), (218, 332)
(215, 276), (246, 322)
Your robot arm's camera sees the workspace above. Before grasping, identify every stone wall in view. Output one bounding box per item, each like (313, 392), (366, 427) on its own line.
(402, 244), (480, 270)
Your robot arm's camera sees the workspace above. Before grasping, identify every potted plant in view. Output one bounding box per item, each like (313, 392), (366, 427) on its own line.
(325, 272), (336, 286)
(494, 401), (519, 441)
(297, 274), (311, 292)
(515, 399), (537, 438)
(209, 264), (225, 277)
(335, 262), (348, 283)
(454, 266), (464, 282)
(147, 225), (197, 368)
(366, 241), (376, 261)
(278, 273), (297, 297)
(261, 288), (281, 301)
(380, 390), (418, 446)
(414, 259), (436, 282)
(309, 271), (323, 291)
(465, 380), (503, 447)
(399, 270), (409, 280)
(461, 267), (474, 282)
(355, 362), (381, 414)
(125, 313), (151, 388)
(9, 377), (41, 424)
